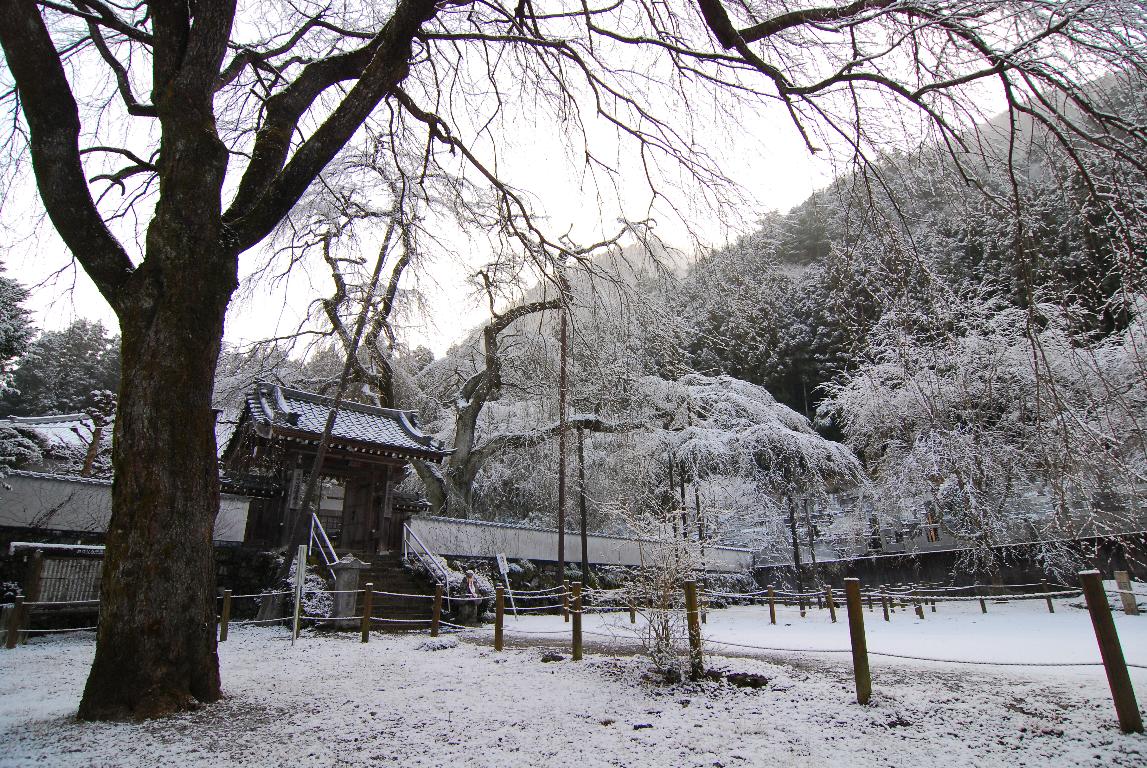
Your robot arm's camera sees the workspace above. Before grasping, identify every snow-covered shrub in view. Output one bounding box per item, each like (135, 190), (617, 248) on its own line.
(417, 636), (459, 651)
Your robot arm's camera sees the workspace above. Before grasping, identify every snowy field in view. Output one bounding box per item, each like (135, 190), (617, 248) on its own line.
(2, 595), (1145, 767)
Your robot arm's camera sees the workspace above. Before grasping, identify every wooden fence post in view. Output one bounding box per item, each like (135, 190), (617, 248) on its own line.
(1079, 570), (1143, 733)
(1042, 580), (1055, 614)
(844, 579), (871, 705)
(219, 589), (232, 642)
(5, 596), (23, 649)
(563, 580), (570, 623)
(768, 587), (776, 625)
(1114, 571), (1139, 616)
(360, 583), (373, 644)
(629, 590), (636, 624)
(930, 598), (936, 613)
(978, 585), (987, 614)
(571, 582), (583, 661)
(700, 590), (707, 625)
(826, 587), (837, 623)
(880, 594), (889, 622)
(431, 584), (443, 637)
(494, 586), (505, 651)
(684, 580), (704, 681)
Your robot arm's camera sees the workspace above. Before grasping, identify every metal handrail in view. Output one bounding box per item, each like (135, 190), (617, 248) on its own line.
(402, 523), (450, 606)
(309, 513), (339, 581)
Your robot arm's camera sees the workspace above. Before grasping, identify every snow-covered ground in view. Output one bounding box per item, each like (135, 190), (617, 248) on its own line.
(2, 595), (1145, 767)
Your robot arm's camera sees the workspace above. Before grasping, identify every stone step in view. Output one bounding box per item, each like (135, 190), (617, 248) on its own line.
(349, 555), (439, 631)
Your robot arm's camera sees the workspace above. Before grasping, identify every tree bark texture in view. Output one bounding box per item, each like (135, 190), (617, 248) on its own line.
(81, 264), (232, 719)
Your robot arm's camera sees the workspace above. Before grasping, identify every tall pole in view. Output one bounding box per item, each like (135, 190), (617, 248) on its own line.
(578, 425), (589, 582)
(695, 483), (706, 576)
(804, 497), (821, 587)
(787, 495), (805, 597)
(557, 307), (568, 579)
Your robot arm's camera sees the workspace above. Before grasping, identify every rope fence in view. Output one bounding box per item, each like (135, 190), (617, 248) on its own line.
(370, 589), (436, 600)
(1, 569), (1143, 733)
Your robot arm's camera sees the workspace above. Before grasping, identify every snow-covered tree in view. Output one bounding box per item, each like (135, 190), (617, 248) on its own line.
(820, 291), (1147, 576)
(0, 261), (32, 380)
(1, 320), (120, 417)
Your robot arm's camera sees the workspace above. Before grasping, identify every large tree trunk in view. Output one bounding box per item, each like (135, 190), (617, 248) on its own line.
(79, 283), (232, 718)
(78, 100), (236, 717)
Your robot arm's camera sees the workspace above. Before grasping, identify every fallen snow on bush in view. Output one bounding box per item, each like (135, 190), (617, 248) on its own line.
(1, 595), (1145, 767)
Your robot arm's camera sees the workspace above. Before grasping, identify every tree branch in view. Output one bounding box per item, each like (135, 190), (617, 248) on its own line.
(224, 0), (440, 251)
(0, 0), (134, 310)
(85, 19), (157, 116)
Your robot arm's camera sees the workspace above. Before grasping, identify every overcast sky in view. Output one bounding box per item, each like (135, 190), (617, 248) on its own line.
(6, 66), (842, 358)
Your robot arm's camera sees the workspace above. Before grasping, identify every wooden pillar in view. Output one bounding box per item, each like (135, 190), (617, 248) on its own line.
(562, 580), (570, 623)
(880, 594), (889, 622)
(1114, 571), (1139, 616)
(684, 580), (704, 681)
(27, 551), (45, 603)
(844, 579), (871, 705)
(571, 582), (583, 661)
(768, 587), (776, 625)
(629, 590), (636, 624)
(360, 583), (373, 644)
(1079, 570), (1142, 733)
(1042, 580), (1055, 614)
(4, 596), (24, 649)
(826, 587), (837, 623)
(494, 587), (505, 652)
(219, 589), (232, 642)
(431, 584), (443, 637)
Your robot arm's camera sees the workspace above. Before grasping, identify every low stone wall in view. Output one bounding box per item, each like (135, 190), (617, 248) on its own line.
(408, 515), (753, 573)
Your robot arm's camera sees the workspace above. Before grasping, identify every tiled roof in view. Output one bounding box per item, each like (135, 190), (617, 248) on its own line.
(0, 414), (93, 450)
(245, 383), (445, 458)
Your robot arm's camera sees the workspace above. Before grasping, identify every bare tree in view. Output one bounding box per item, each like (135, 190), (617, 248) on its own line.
(2, 0), (1145, 721)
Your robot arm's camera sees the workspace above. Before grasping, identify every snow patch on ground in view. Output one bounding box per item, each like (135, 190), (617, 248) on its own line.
(1, 596), (1145, 767)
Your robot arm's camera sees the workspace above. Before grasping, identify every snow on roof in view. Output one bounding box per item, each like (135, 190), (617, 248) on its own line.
(245, 383), (446, 458)
(5, 468), (259, 499)
(8, 541), (105, 555)
(4, 469), (111, 487)
(1, 414), (93, 450)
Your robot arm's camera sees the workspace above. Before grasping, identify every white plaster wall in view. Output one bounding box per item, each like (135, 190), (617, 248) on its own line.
(0, 472), (249, 543)
(407, 516), (752, 572)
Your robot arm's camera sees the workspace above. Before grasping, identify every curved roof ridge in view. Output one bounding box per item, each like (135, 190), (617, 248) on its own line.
(5, 413), (91, 425)
(240, 383), (445, 457)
